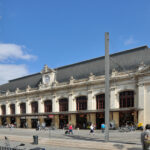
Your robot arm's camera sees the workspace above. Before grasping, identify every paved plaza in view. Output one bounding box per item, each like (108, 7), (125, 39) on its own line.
(0, 128), (143, 150)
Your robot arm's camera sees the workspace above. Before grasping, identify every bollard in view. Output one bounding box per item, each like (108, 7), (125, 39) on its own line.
(33, 135), (38, 144)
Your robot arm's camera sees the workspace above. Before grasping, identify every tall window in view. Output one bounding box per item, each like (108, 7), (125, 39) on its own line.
(59, 98), (68, 112)
(31, 101), (38, 113)
(119, 91), (134, 108)
(20, 103), (26, 114)
(1, 105), (6, 115)
(96, 94), (105, 109)
(10, 104), (15, 114)
(76, 96), (87, 111)
(44, 100), (52, 112)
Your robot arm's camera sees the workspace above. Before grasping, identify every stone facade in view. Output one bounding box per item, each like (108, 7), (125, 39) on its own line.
(0, 47), (150, 129)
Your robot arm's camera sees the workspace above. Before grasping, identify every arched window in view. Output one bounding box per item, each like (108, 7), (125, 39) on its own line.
(20, 103), (26, 114)
(59, 98), (68, 112)
(31, 101), (38, 113)
(10, 104), (15, 114)
(1, 105), (6, 115)
(119, 91), (134, 108)
(96, 94), (105, 109)
(76, 96), (87, 111)
(44, 100), (52, 112)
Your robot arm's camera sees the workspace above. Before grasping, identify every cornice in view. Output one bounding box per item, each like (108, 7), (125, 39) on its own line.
(0, 69), (149, 100)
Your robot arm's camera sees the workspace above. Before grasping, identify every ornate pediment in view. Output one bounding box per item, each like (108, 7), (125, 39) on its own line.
(40, 65), (57, 87)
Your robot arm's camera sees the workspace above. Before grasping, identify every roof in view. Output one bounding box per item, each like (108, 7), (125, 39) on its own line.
(0, 45), (149, 92)
(56, 45), (150, 82)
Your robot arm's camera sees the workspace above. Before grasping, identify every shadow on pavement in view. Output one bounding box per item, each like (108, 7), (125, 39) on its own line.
(64, 134), (141, 145)
(113, 144), (124, 150)
(127, 148), (142, 150)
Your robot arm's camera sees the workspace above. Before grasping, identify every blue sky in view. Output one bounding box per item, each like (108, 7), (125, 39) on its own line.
(0, 0), (150, 84)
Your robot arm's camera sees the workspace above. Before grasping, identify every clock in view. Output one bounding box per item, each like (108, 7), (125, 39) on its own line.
(45, 75), (50, 84)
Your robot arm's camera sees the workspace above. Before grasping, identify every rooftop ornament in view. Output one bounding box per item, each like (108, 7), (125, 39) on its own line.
(41, 64), (55, 74)
(26, 85), (31, 92)
(89, 72), (95, 80)
(111, 68), (118, 77)
(6, 90), (10, 96)
(15, 88), (20, 93)
(70, 76), (75, 84)
(138, 61), (146, 71)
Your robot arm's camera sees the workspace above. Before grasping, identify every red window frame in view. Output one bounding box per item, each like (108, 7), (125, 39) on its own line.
(31, 101), (38, 113)
(10, 104), (15, 114)
(59, 98), (68, 112)
(20, 103), (26, 114)
(44, 100), (52, 112)
(1, 105), (6, 115)
(76, 96), (87, 111)
(96, 94), (105, 109)
(119, 91), (134, 108)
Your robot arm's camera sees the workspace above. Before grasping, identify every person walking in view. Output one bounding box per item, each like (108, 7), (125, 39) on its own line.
(101, 123), (105, 133)
(89, 124), (95, 136)
(69, 124), (73, 135)
(141, 124), (150, 150)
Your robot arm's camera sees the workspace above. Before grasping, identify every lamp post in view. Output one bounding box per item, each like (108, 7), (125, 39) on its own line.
(105, 32), (110, 142)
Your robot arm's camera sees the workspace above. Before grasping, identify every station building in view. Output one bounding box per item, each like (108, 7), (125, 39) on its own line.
(0, 45), (150, 129)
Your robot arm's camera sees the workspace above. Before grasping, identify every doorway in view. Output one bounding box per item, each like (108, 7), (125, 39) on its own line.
(76, 114), (87, 129)
(96, 113), (105, 129)
(59, 115), (68, 129)
(44, 118), (52, 127)
(31, 119), (38, 128)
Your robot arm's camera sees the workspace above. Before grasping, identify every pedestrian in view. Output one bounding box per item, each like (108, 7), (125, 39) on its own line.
(101, 123), (105, 133)
(89, 124), (94, 136)
(141, 124), (150, 150)
(69, 124), (73, 135)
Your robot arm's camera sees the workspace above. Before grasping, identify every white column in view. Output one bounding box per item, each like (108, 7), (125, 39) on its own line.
(6, 101), (10, 115)
(38, 97), (44, 113)
(26, 99), (31, 114)
(52, 95), (59, 112)
(15, 100), (20, 114)
(88, 90), (96, 110)
(0, 105), (2, 115)
(138, 84), (145, 109)
(138, 83), (145, 125)
(69, 93), (76, 111)
(110, 88), (118, 109)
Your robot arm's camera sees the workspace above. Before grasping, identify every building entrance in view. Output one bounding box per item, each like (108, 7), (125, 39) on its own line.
(10, 117), (16, 124)
(96, 113), (104, 129)
(44, 118), (52, 127)
(31, 119), (38, 128)
(119, 111), (134, 127)
(1, 117), (6, 126)
(59, 115), (68, 129)
(20, 119), (26, 128)
(76, 114), (87, 129)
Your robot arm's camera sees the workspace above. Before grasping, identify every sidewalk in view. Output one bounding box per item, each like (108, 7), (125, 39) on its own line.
(0, 134), (142, 150)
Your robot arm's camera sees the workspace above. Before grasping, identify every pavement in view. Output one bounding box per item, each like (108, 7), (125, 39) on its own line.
(0, 128), (143, 150)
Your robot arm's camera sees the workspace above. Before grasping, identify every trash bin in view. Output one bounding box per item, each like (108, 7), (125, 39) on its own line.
(33, 135), (38, 144)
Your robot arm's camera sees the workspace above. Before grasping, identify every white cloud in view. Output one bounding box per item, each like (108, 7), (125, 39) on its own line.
(0, 43), (36, 62)
(124, 37), (137, 46)
(0, 64), (29, 84)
